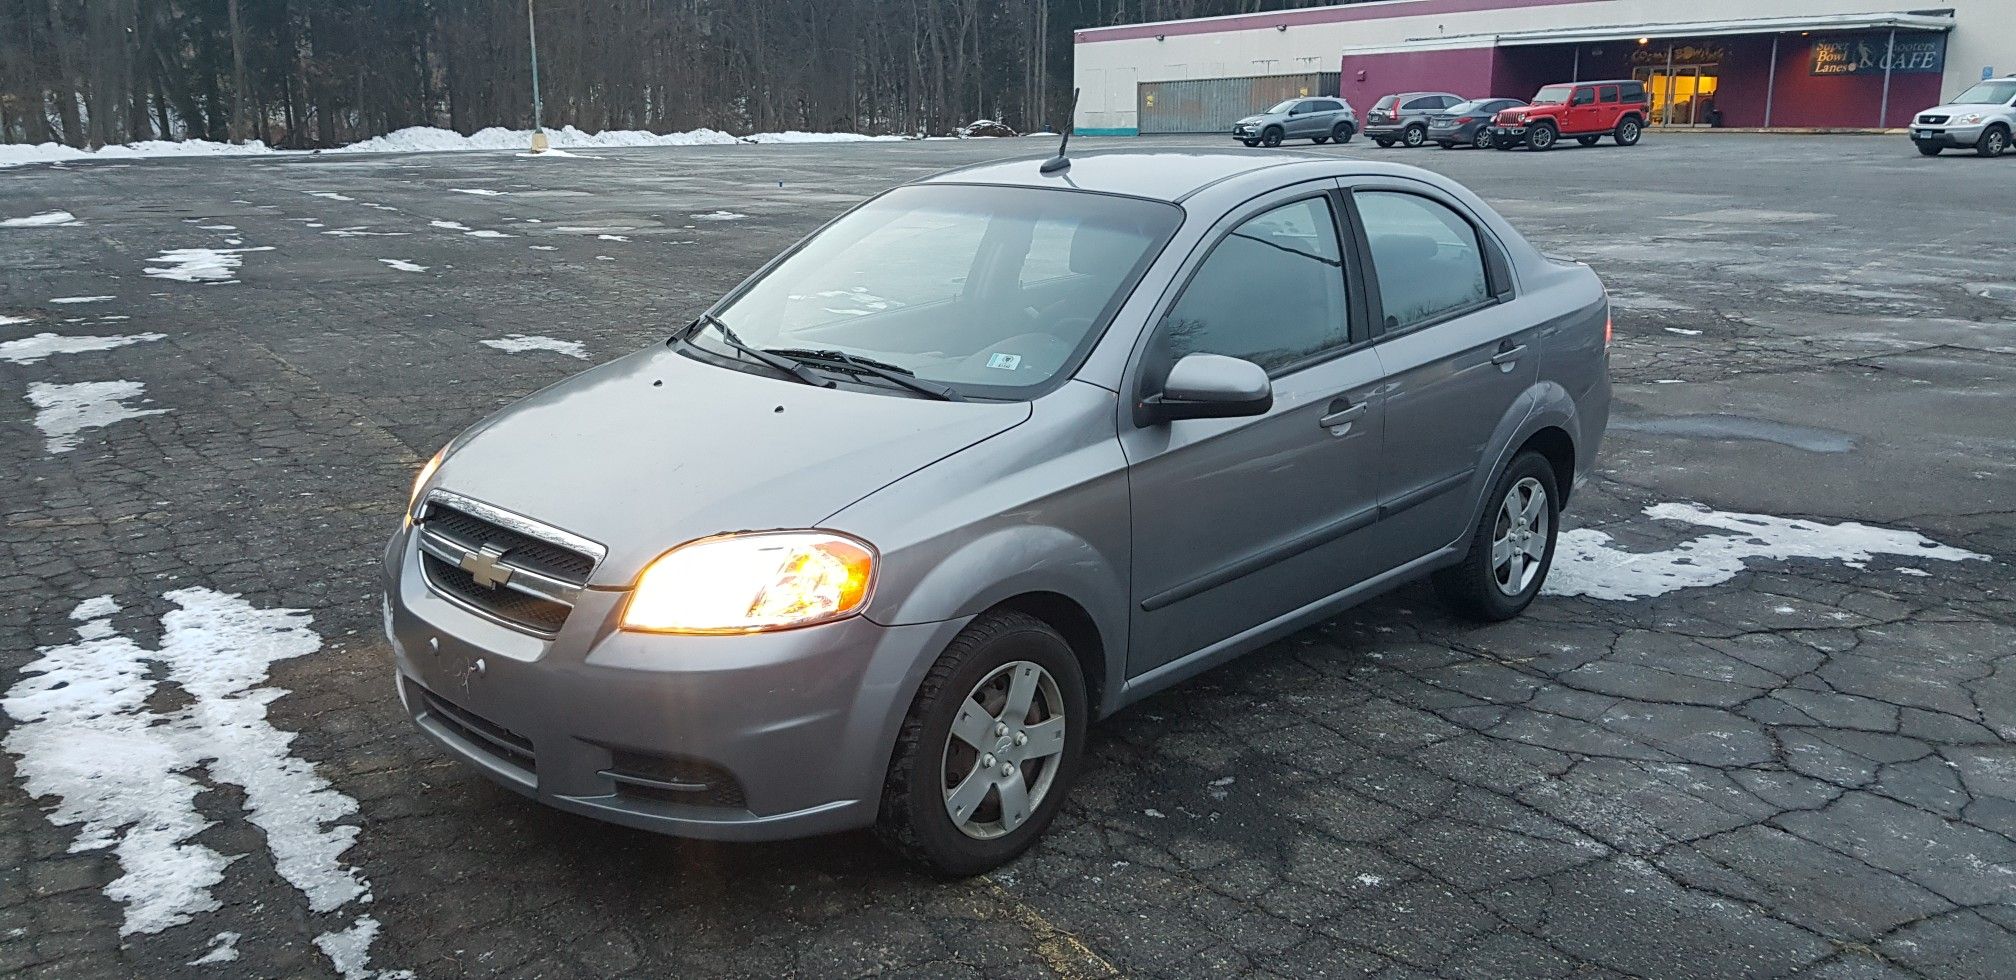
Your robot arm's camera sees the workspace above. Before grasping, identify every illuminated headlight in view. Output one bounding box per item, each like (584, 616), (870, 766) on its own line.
(1956, 112), (1985, 125)
(408, 446), (447, 519)
(621, 531), (875, 634)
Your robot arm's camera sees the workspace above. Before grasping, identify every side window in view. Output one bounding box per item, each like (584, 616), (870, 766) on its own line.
(1599, 85), (1620, 104)
(1571, 87), (1596, 106)
(1297, 100), (1325, 114)
(1318, 100), (1343, 112)
(1157, 197), (1349, 376)
(1357, 191), (1492, 332)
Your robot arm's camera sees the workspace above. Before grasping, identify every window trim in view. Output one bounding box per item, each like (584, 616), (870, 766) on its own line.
(1129, 184), (1364, 413)
(1345, 185), (1512, 342)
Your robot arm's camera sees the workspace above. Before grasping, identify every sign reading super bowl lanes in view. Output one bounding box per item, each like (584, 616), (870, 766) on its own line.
(1810, 34), (1946, 76)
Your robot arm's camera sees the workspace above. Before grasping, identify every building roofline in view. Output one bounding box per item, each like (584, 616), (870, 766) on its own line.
(1073, 0), (1592, 44)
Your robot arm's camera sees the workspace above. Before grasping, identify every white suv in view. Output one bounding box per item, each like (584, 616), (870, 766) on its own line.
(1911, 76), (2016, 157)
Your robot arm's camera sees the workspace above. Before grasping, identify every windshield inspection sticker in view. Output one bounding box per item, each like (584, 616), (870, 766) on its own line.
(986, 352), (1022, 371)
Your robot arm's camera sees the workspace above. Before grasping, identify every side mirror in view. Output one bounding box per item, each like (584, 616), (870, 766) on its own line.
(1138, 353), (1273, 425)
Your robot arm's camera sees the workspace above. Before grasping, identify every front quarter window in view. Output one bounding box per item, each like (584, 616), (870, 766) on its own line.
(699, 185), (1180, 399)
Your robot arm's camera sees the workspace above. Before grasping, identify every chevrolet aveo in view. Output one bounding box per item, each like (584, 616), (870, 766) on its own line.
(385, 150), (1610, 874)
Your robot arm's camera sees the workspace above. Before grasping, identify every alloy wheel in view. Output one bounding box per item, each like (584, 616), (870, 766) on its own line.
(1491, 477), (1549, 597)
(1404, 126), (1426, 147)
(941, 660), (1067, 840)
(1619, 119), (1640, 145)
(1985, 129), (2009, 157)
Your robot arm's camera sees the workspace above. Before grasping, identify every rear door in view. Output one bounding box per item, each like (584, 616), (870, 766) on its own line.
(1345, 180), (1539, 569)
(1121, 185), (1386, 676)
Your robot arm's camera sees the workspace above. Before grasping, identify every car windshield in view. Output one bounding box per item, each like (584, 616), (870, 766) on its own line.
(1265, 99), (1299, 113)
(1530, 85), (1572, 105)
(1952, 80), (2016, 104)
(696, 184), (1181, 398)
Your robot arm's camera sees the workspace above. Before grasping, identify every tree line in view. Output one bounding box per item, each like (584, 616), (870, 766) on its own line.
(0, 0), (1354, 149)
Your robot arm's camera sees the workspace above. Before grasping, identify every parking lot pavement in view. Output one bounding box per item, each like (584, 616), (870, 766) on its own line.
(2, 132), (2013, 979)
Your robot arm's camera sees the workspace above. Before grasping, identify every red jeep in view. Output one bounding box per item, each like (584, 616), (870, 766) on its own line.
(1489, 80), (1648, 150)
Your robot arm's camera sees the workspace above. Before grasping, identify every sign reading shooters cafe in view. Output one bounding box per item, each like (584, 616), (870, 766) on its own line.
(1811, 34), (1946, 76)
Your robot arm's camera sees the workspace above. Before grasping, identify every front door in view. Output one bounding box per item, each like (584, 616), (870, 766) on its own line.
(1121, 185), (1387, 677)
(1634, 66), (1720, 126)
(1346, 182), (1542, 569)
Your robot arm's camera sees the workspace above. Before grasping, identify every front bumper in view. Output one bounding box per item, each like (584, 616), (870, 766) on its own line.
(1910, 125), (1985, 148)
(382, 522), (966, 841)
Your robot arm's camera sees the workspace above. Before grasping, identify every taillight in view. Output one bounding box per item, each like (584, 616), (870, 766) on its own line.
(1456, 116), (1474, 124)
(1604, 315), (1613, 347)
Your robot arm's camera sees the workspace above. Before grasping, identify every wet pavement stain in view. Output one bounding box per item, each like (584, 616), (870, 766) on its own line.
(1609, 412), (1858, 453)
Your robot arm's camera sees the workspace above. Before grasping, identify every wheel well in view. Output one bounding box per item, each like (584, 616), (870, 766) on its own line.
(989, 592), (1106, 709)
(1263, 124), (1282, 133)
(1518, 427), (1576, 501)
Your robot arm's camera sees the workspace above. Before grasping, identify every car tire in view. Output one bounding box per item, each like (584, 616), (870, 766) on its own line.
(1576, 135), (1600, 146)
(1472, 129), (1494, 149)
(1494, 139), (1519, 151)
(1374, 137), (1396, 148)
(1613, 117), (1642, 146)
(1332, 121), (1355, 144)
(1431, 451), (1561, 622)
(1260, 126), (1283, 148)
(1915, 142), (1942, 156)
(1435, 141), (1455, 149)
(1313, 135), (1330, 144)
(1527, 123), (1558, 151)
(874, 610), (1088, 876)
(1402, 124), (1427, 148)
(1976, 124), (2009, 157)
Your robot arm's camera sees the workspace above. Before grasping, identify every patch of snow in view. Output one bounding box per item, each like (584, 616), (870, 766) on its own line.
(308, 192), (355, 202)
(3, 210), (80, 227)
(2, 314), (34, 328)
(1897, 567), (1931, 577)
(25, 380), (170, 452)
(465, 229), (513, 239)
(48, 295), (115, 304)
(378, 259), (428, 273)
(596, 234), (629, 242)
(1546, 503), (1988, 601)
(481, 334), (587, 359)
(1143, 808), (1167, 819)
(528, 245), (558, 251)
(322, 227), (406, 238)
(197, 224), (237, 231)
(1354, 874), (1384, 887)
(1, 140), (273, 169)
(188, 931), (240, 965)
(1651, 379), (1687, 384)
(144, 246), (273, 284)
(693, 210), (747, 221)
(449, 188), (504, 196)
(428, 220), (470, 232)
(1, 331), (166, 365)
(1664, 327), (1704, 336)
(1, 590), (398, 978)
(314, 916), (412, 980)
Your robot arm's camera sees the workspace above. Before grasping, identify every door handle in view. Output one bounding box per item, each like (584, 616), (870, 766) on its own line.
(1318, 401), (1367, 429)
(1490, 344), (1528, 365)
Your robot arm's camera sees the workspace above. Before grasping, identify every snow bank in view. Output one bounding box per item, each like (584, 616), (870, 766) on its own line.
(2, 124), (902, 168)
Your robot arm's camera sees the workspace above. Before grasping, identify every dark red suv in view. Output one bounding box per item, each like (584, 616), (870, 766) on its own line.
(1489, 80), (1648, 150)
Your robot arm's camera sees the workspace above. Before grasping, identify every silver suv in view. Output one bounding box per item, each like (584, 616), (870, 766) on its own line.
(1366, 91), (1465, 148)
(1233, 97), (1358, 147)
(1911, 76), (2016, 157)
(386, 150), (1611, 874)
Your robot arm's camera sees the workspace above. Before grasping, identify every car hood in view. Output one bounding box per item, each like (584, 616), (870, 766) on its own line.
(1919, 102), (2000, 116)
(1236, 114), (1272, 125)
(429, 344), (1032, 586)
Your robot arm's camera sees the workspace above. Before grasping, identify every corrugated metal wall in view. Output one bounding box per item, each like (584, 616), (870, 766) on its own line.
(1137, 73), (1342, 133)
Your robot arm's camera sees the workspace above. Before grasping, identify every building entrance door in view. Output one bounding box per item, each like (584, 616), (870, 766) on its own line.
(1634, 65), (1720, 126)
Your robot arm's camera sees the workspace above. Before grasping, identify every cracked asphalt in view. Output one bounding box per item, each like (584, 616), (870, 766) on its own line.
(3, 133), (2014, 979)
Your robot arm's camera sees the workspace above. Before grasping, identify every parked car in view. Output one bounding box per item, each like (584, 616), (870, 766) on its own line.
(1429, 98), (1527, 148)
(1233, 97), (1357, 147)
(1910, 75), (2016, 156)
(1366, 92), (1464, 147)
(1489, 80), (1647, 150)
(386, 150), (1611, 874)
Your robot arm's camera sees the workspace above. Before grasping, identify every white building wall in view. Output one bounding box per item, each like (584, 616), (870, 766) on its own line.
(1073, 0), (2016, 132)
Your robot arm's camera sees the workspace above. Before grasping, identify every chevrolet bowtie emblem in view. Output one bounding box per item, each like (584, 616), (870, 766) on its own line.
(460, 543), (514, 589)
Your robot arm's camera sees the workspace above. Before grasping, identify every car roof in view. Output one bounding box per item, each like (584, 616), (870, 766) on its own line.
(920, 149), (1442, 204)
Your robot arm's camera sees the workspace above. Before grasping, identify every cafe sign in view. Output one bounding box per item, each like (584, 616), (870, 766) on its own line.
(1811, 34), (1945, 76)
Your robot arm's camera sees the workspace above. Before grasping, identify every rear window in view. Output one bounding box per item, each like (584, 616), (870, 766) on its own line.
(1619, 82), (1647, 103)
(1374, 95), (1398, 110)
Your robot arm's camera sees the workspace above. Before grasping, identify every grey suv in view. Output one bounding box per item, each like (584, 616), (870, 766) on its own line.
(1911, 76), (2016, 157)
(386, 150), (1611, 874)
(1367, 91), (1464, 147)
(1233, 97), (1357, 147)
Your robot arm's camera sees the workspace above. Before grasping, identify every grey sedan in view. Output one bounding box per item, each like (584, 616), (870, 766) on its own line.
(386, 149), (1612, 874)
(1431, 98), (1528, 148)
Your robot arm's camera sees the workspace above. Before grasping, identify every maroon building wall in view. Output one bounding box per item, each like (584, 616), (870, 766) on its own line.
(1339, 47), (1500, 107)
(1720, 34), (1942, 127)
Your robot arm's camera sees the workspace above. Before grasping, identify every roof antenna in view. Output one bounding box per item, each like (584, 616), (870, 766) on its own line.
(1040, 89), (1080, 174)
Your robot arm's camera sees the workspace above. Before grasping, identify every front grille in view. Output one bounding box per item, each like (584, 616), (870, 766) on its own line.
(604, 750), (747, 809)
(423, 552), (571, 634)
(422, 503), (595, 585)
(1919, 114), (1948, 124)
(418, 684), (535, 773)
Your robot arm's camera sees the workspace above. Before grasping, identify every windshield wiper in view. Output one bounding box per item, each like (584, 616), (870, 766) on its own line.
(684, 313), (831, 388)
(765, 347), (966, 402)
